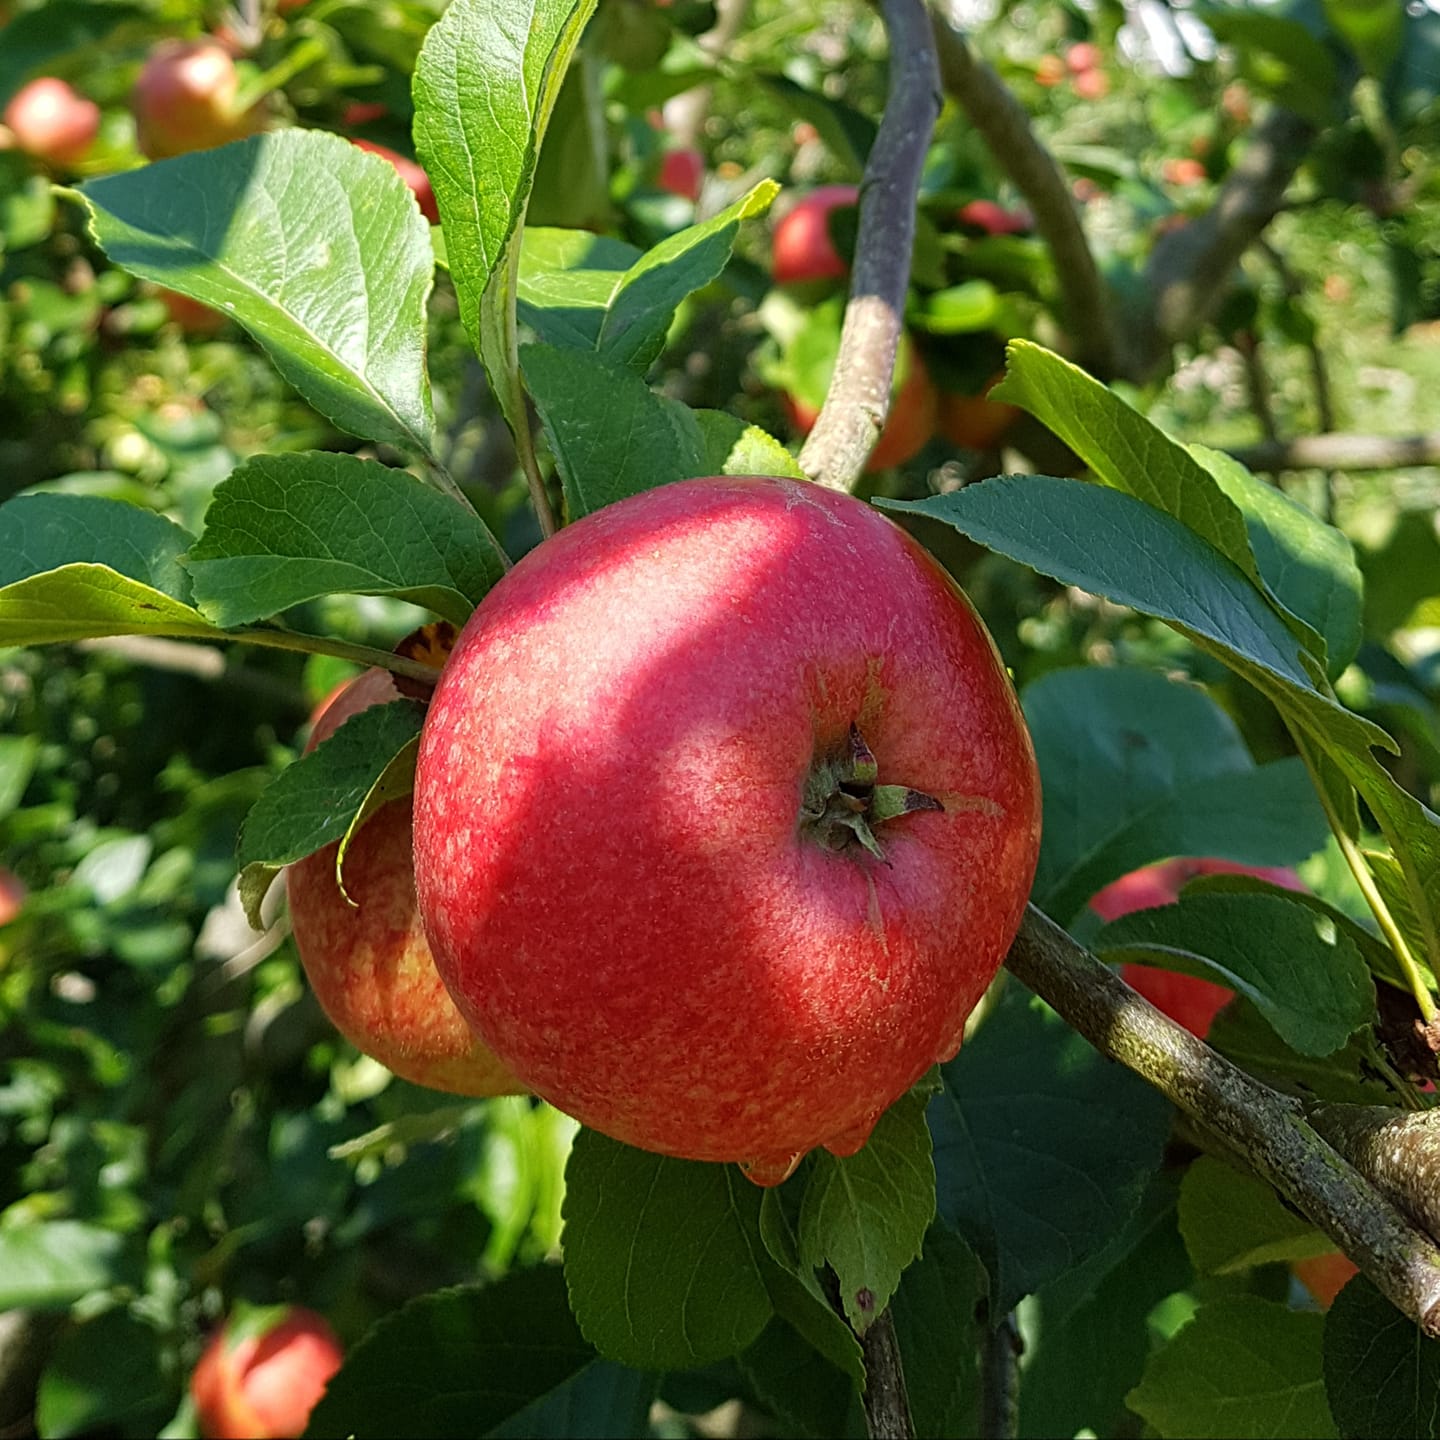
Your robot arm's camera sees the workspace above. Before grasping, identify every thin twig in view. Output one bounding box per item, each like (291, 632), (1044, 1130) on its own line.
(928, 9), (1123, 379)
(798, 0), (940, 492)
(1004, 905), (1440, 1337)
(859, 1309), (916, 1440)
(1137, 108), (1317, 376)
(1225, 431), (1440, 474)
(978, 1311), (1022, 1440)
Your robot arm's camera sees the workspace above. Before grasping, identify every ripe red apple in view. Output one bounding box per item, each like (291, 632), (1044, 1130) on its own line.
(352, 139), (439, 224)
(1161, 156), (1207, 187)
(1065, 41), (1102, 74)
(132, 39), (260, 159)
(1091, 858), (1305, 1038)
(1292, 1252), (1359, 1309)
(3, 77), (100, 166)
(937, 373), (1019, 452)
(956, 199), (1032, 237)
(1072, 67), (1110, 100)
(412, 475), (1041, 1184)
(784, 345), (938, 472)
(657, 146), (704, 202)
(286, 669), (525, 1096)
(191, 1306), (342, 1439)
(0, 869), (25, 927)
(771, 184), (859, 286)
(341, 100), (388, 126)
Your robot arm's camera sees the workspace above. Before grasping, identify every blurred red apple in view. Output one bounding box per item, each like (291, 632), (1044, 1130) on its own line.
(1091, 857), (1305, 1038)
(956, 199), (1032, 237)
(3, 77), (99, 166)
(658, 146), (704, 202)
(0, 869), (25, 927)
(191, 1306), (342, 1440)
(1066, 41), (1102, 74)
(133, 39), (261, 159)
(785, 343), (938, 472)
(772, 184), (859, 286)
(1035, 54), (1066, 87)
(1072, 67), (1110, 100)
(159, 289), (227, 335)
(1162, 156), (1207, 186)
(286, 669), (524, 1096)
(352, 139), (439, 223)
(1293, 1252), (1359, 1309)
(341, 100), (388, 126)
(937, 372), (1019, 451)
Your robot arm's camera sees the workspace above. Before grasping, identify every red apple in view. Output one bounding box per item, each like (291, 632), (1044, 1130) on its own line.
(412, 475), (1041, 1184)
(1072, 67), (1110, 100)
(1293, 1252), (1359, 1309)
(286, 669), (525, 1096)
(0, 869), (25, 927)
(1035, 54), (1066, 87)
(341, 100), (388, 127)
(785, 345), (938, 472)
(937, 372), (1019, 452)
(191, 1306), (342, 1439)
(771, 184), (859, 286)
(3, 77), (99, 166)
(1065, 41), (1102, 74)
(956, 199), (1032, 237)
(352, 139), (439, 224)
(132, 39), (263, 160)
(1092, 858), (1305, 1037)
(657, 146), (704, 202)
(159, 288), (227, 335)
(1162, 156), (1207, 187)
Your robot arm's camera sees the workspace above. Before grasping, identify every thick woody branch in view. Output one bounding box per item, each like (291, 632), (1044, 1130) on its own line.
(928, 9), (1123, 380)
(1136, 108), (1316, 376)
(859, 1310), (915, 1440)
(1005, 905), (1440, 1337)
(799, 0), (940, 493)
(1227, 431), (1440, 474)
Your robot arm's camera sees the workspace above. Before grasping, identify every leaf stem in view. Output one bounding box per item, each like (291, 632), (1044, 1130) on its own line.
(978, 1310), (1022, 1440)
(229, 626), (442, 685)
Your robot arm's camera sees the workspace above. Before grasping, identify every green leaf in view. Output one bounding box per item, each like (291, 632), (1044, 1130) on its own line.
(235, 699), (425, 928)
(82, 132), (437, 457)
(1023, 666), (1328, 924)
(883, 478), (1314, 690)
(414, 0), (597, 447)
(0, 564), (224, 648)
(1094, 892), (1373, 1057)
(1178, 1156), (1334, 1275)
(889, 1226), (984, 1439)
(186, 453), (505, 628)
(335, 736), (420, 903)
(561, 1129), (773, 1370)
(1324, 1274), (1440, 1439)
(753, 72), (876, 178)
(928, 983), (1172, 1315)
(0, 1221), (128, 1310)
(1127, 1297), (1336, 1438)
(1195, 9), (1344, 126)
(1192, 446), (1363, 678)
(737, 1320), (865, 1440)
(0, 494), (195, 601)
(36, 1309), (173, 1440)
(520, 183), (777, 373)
(522, 344), (709, 519)
(0, 734), (40, 822)
(693, 412), (806, 481)
(797, 1091), (935, 1331)
(308, 1268), (653, 1438)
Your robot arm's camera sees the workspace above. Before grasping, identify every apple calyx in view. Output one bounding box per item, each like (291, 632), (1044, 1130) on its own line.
(801, 723), (942, 860)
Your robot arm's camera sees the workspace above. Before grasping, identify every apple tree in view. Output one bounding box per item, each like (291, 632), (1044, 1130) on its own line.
(2, 0), (1440, 1436)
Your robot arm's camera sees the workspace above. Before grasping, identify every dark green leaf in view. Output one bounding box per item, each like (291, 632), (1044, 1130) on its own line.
(890, 1225), (984, 1439)
(1196, 9), (1344, 125)
(0, 2), (145, 107)
(737, 1319), (865, 1440)
(1127, 1297), (1336, 1438)
(754, 73), (876, 178)
(1094, 892), (1374, 1057)
(186, 453), (505, 628)
(797, 1090), (935, 1331)
(82, 132), (437, 457)
(522, 344), (709, 519)
(928, 983), (1172, 1314)
(1023, 666), (1328, 924)
(307, 1268), (643, 1438)
(235, 699), (425, 928)
(0, 494), (194, 600)
(562, 1130), (773, 1369)
(1324, 1273), (1440, 1439)
(0, 1222), (128, 1310)
(36, 1309), (173, 1440)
